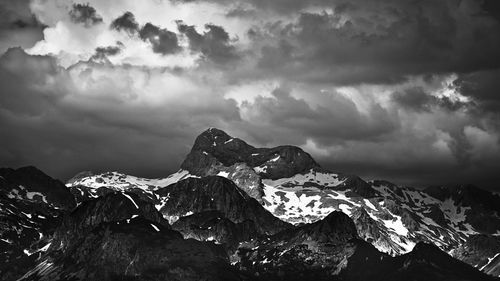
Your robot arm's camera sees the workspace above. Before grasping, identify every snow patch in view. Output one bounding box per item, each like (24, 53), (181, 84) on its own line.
(217, 171), (230, 178)
(123, 193), (139, 209)
(150, 224), (160, 232)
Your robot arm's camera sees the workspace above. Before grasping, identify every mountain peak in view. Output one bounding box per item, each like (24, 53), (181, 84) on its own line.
(196, 127), (233, 145)
(181, 128), (320, 181)
(0, 166), (76, 210)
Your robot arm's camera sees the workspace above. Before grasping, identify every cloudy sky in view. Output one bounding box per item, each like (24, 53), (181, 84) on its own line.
(1, 0), (500, 189)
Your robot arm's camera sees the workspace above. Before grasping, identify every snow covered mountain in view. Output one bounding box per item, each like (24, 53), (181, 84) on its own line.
(4, 128), (500, 280)
(64, 128), (500, 275)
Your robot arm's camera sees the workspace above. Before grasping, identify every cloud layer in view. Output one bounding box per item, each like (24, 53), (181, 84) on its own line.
(0, 0), (499, 189)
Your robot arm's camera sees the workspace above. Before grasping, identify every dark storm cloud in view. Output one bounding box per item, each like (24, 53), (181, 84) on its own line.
(0, 48), (66, 115)
(2, 0), (500, 192)
(172, 0), (329, 14)
(214, 0), (496, 87)
(392, 88), (436, 112)
(139, 23), (181, 55)
(69, 3), (103, 27)
(0, 48), (241, 180)
(391, 87), (471, 112)
(177, 22), (239, 64)
(110, 12), (139, 34)
(481, 0), (500, 22)
(90, 43), (123, 61)
(225, 7), (258, 18)
(240, 87), (398, 144)
(0, 0), (45, 53)
(454, 69), (500, 112)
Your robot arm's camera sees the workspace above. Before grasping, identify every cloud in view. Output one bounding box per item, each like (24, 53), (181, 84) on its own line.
(1, 0), (500, 190)
(139, 23), (181, 55)
(391, 86), (471, 112)
(482, 0), (500, 22)
(0, 0), (45, 54)
(454, 69), (500, 112)
(90, 43), (123, 61)
(177, 22), (239, 64)
(0, 48), (241, 178)
(110, 11), (139, 34)
(239, 86), (399, 144)
(245, 0), (500, 86)
(69, 3), (103, 27)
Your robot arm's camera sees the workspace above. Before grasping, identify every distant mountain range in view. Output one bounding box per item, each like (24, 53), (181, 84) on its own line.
(1, 128), (500, 280)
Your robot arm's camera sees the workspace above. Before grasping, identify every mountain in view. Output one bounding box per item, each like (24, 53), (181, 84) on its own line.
(155, 176), (291, 235)
(5, 128), (500, 280)
(233, 211), (495, 281)
(180, 127), (320, 201)
(65, 128), (500, 274)
(0, 167), (75, 281)
(181, 127), (320, 179)
(452, 234), (500, 277)
(19, 193), (243, 281)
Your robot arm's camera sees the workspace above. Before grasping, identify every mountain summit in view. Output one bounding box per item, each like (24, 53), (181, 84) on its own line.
(6, 128), (500, 280)
(181, 128), (320, 180)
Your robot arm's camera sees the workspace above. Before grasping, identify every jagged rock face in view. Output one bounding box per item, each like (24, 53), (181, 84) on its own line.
(180, 128), (320, 194)
(0, 167), (74, 281)
(20, 191), (243, 281)
(452, 234), (500, 277)
(425, 184), (500, 233)
(21, 218), (241, 281)
(387, 242), (496, 281)
(340, 175), (379, 198)
(214, 163), (264, 202)
(155, 176), (291, 235)
(51, 192), (169, 252)
(69, 185), (116, 204)
(0, 166), (76, 210)
(172, 210), (259, 250)
(340, 242), (497, 281)
(483, 255), (500, 278)
(280, 211), (358, 245)
(0, 193), (61, 281)
(233, 211), (364, 280)
(233, 210), (494, 281)
(4, 165), (495, 281)
(351, 208), (406, 255)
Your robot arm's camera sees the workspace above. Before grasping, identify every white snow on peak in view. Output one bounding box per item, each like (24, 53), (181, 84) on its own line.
(217, 171), (230, 178)
(67, 170), (195, 192)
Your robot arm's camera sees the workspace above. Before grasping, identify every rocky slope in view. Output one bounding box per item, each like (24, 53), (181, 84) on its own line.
(1, 162), (497, 280)
(452, 234), (500, 277)
(35, 128), (500, 277)
(19, 193), (243, 281)
(233, 211), (495, 281)
(155, 176), (291, 235)
(0, 167), (75, 281)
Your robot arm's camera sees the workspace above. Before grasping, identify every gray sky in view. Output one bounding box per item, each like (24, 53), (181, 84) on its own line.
(1, 0), (500, 189)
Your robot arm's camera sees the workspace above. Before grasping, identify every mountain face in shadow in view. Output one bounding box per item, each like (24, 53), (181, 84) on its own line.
(2, 128), (500, 280)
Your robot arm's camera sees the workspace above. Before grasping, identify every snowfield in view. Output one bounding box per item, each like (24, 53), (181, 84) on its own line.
(68, 168), (480, 256)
